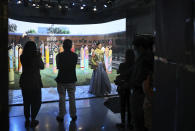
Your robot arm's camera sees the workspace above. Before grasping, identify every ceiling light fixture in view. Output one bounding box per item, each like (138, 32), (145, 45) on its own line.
(80, 6), (84, 10)
(48, 5), (52, 8)
(65, 5), (68, 9)
(32, 3), (36, 6)
(36, 5), (40, 8)
(104, 4), (107, 7)
(58, 5), (62, 9)
(93, 6), (97, 11)
(107, 0), (112, 4)
(17, 0), (22, 4)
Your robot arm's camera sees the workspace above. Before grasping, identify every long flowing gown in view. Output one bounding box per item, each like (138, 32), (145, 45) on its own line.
(89, 48), (111, 96)
(80, 46), (84, 70)
(104, 46), (109, 72)
(15, 45), (19, 71)
(9, 48), (15, 84)
(53, 48), (58, 73)
(108, 48), (112, 73)
(84, 45), (89, 71)
(40, 43), (44, 62)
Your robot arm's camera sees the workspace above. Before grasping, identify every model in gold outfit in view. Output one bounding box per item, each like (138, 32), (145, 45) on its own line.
(89, 42), (111, 96)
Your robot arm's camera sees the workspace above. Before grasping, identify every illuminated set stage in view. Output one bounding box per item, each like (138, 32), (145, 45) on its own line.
(9, 65), (119, 105)
(9, 84), (118, 105)
(8, 18), (124, 106)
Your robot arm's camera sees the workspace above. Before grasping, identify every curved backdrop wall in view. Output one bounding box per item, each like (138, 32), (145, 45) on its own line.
(8, 18), (127, 89)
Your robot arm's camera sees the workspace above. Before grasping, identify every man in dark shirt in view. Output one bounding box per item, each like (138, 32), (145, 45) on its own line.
(130, 36), (154, 131)
(115, 49), (135, 129)
(55, 39), (78, 122)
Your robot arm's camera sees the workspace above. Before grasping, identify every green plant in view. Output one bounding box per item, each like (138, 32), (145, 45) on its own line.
(26, 29), (36, 34)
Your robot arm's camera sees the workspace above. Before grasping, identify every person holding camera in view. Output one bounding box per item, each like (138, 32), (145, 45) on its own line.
(19, 41), (44, 128)
(115, 49), (135, 129)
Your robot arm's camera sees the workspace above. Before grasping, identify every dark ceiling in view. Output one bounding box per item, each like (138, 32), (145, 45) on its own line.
(8, 0), (154, 24)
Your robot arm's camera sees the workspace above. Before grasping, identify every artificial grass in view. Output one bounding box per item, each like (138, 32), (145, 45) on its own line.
(9, 64), (118, 90)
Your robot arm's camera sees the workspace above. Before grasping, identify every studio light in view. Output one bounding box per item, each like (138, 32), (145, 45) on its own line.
(58, 5), (62, 9)
(14, 0), (112, 11)
(65, 5), (68, 9)
(45, 4), (51, 8)
(107, 0), (112, 4)
(93, 6), (97, 11)
(78, 127), (83, 130)
(36, 4), (40, 8)
(17, 0), (22, 4)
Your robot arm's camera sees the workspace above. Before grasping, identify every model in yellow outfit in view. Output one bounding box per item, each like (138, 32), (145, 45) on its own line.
(91, 47), (105, 70)
(89, 42), (111, 96)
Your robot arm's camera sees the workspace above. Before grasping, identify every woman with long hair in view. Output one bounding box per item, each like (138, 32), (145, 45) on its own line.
(19, 41), (44, 128)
